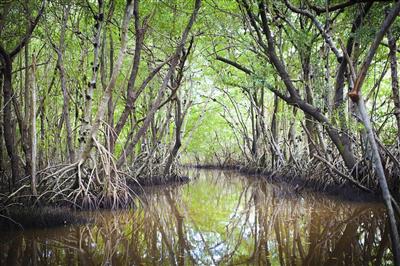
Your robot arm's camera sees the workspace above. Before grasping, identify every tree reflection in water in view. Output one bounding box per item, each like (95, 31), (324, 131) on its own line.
(0, 170), (393, 265)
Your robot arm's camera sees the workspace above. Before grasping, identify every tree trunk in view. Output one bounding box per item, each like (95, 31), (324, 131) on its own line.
(344, 3), (400, 262)
(113, 0), (145, 146)
(332, 3), (372, 172)
(387, 29), (400, 143)
(271, 94), (279, 167)
(39, 93), (45, 169)
(0, 72), (3, 175)
(301, 53), (318, 156)
(79, 0), (104, 151)
(164, 98), (183, 176)
(78, 0), (134, 166)
(250, 89), (258, 159)
(30, 55), (37, 196)
(0, 0), (44, 187)
(0, 50), (20, 185)
(23, 44), (32, 177)
(107, 31), (114, 128)
(287, 107), (297, 162)
(355, 96), (400, 264)
(55, 6), (75, 163)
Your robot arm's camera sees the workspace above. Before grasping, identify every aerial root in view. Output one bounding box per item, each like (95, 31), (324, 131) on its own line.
(2, 138), (136, 209)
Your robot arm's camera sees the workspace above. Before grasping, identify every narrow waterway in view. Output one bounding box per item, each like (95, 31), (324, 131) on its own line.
(0, 169), (391, 265)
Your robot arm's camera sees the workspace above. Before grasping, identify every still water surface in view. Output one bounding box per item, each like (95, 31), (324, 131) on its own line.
(0, 169), (393, 265)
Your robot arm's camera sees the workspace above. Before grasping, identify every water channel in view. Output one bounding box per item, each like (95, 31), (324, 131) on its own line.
(0, 169), (392, 265)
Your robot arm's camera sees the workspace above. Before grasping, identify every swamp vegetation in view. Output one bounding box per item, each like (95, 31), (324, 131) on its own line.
(1, 0), (400, 264)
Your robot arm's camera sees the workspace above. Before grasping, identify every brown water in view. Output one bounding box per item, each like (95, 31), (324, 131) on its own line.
(0, 169), (393, 265)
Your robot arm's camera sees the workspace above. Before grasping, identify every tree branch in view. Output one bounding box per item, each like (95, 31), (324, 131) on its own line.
(308, 0), (390, 15)
(10, 0), (46, 59)
(216, 55), (253, 75)
(349, 1), (400, 102)
(283, 0), (343, 61)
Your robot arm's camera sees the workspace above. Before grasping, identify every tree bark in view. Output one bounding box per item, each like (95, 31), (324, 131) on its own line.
(301, 52), (318, 156)
(113, 0), (145, 141)
(250, 89), (258, 158)
(163, 98), (183, 176)
(79, 0), (104, 150)
(30, 55), (37, 196)
(356, 96), (400, 264)
(23, 44), (32, 177)
(107, 31), (114, 128)
(271, 94), (279, 167)
(387, 29), (400, 143)
(78, 0), (134, 165)
(0, 72), (3, 175)
(0, 49), (20, 185)
(54, 6), (75, 163)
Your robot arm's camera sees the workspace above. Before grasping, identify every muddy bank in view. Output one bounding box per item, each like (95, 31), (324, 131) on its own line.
(0, 175), (191, 230)
(0, 207), (87, 231)
(187, 164), (380, 203)
(183, 163), (239, 170)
